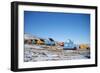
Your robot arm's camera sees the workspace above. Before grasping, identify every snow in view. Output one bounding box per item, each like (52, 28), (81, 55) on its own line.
(24, 33), (90, 62)
(25, 44), (44, 49)
(24, 44), (90, 62)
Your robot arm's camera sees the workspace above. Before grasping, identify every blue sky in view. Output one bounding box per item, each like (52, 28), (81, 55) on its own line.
(24, 11), (90, 44)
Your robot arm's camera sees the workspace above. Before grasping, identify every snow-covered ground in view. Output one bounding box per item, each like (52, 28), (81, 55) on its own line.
(24, 44), (90, 62)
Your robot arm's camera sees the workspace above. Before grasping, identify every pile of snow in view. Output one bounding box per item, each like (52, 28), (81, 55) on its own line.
(25, 44), (44, 49)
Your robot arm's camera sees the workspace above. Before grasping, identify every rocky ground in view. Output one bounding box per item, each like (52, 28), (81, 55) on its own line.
(24, 44), (90, 62)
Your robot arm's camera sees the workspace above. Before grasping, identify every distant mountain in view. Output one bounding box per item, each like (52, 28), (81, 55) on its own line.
(24, 33), (40, 40)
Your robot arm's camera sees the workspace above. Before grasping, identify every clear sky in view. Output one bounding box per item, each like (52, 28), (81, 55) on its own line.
(24, 11), (90, 44)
